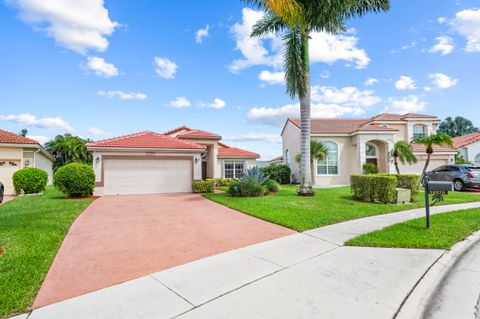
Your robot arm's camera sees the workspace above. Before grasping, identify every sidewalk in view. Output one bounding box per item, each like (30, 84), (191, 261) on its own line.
(22, 201), (480, 319)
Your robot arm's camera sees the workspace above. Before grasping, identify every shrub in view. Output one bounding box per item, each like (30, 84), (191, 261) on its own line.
(350, 174), (397, 204)
(227, 181), (241, 197)
(379, 174), (420, 202)
(192, 180), (215, 193)
(260, 164), (291, 184)
(209, 178), (235, 187)
(227, 176), (266, 197)
(12, 167), (48, 194)
(54, 163), (95, 197)
(244, 167), (269, 184)
(264, 179), (280, 193)
(362, 163), (379, 174)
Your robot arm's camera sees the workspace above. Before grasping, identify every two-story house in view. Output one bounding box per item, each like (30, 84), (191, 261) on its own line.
(281, 113), (457, 187)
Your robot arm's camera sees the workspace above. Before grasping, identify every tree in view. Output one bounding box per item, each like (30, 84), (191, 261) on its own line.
(413, 133), (453, 178)
(248, 0), (390, 195)
(295, 140), (328, 185)
(438, 116), (479, 137)
(19, 129), (28, 137)
(45, 134), (92, 170)
(390, 141), (417, 174)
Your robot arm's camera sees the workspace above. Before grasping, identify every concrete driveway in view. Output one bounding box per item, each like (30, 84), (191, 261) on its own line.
(33, 193), (294, 308)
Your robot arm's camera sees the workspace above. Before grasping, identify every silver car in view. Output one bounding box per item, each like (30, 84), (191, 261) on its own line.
(426, 164), (480, 191)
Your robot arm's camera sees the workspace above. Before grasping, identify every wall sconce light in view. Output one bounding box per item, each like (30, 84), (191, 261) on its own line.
(24, 159), (30, 166)
(194, 157), (199, 164)
(95, 157), (101, 164)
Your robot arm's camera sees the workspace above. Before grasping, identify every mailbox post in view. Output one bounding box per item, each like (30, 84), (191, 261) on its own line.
(423, 176), (454, 229)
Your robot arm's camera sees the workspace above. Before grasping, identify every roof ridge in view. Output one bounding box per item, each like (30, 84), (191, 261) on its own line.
(86, 131), (155, 145)
(0, 129), (40, 144)
(163, 125), (191, 135)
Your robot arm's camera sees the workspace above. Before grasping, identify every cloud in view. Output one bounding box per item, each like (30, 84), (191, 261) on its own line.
(428, 73), (458, 89)
(87, 127), (105, 135)
(83, 56), (119, 77)
(320, 71), (330, 79)
(207, 98), (226, 109)
(27, 135), (49, 144)
(154, 57), (178, 79)
(395, 76), (416, 90)
(229, 8), (370, 72)
(452, 8), (480, 52)
(364, 77), (378, 86)
(311, 85), (381, 107)
(437, 17), (447, 24)
(258, 70), (285, 85)
(429, 36), (454, 55)
(169, 97), (191, 108)
(195, 24), (209, 44)
(223, 133), (281, 144)
(97, 90), (147, 100)
(385, 95), (427, 114)
(390, 41), (417, 53)
(7, 0), (119, 54)
(0, 113), (73, 131)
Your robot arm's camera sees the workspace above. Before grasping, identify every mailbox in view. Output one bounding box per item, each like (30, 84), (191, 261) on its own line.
(423, 177), (454, 229)
(427, 181), (454, 195)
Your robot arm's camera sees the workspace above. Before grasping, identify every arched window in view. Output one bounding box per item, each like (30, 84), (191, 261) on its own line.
(475, 153), (480, 165)
(413, 125), (427, 139)
(365, 143), (377, 157)
(285, 149), (290, 165)
(317, 141), (338, 175)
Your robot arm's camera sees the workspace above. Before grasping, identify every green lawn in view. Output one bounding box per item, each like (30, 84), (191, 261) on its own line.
(204, 185), (480, 232)
(345, 208), (480, 249)
(0, 187), (95, 318)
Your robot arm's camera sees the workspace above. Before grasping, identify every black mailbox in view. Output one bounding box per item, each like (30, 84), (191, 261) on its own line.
(423, 177), (454, 229)
(427, 181), (454, 195)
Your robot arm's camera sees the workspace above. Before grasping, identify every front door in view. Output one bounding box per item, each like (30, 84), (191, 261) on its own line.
(202, 161), (207, 180)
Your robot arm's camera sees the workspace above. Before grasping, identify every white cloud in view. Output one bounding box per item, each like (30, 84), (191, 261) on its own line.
(395, 76), (416, 90)
(258, 70), (285, 85)
(195, 24), (209, 44)
(87, 127), (105, 135)
(154, 57), (178, 79)
(223, 133), (281, 144)
(27, 135), (49, 144)
(7, 0), (119, 54)
(311, 86), (381, 107)
(97, 90), (147, 100)
(169, 97), (191, 108)
(229, 8), (370, 72)
(0, 113), (73, 131)
(437, 17), (447, 24)
(429, 36), (455, 55)
(452, 8), (480, 52)
(428, 73), (458, 89)
(385, 95), (427, 114)
(364, 77), (378, 86)
(207, 98), (226, 109)
(390, 41), (417, 53)
(83, 56), (119, 77)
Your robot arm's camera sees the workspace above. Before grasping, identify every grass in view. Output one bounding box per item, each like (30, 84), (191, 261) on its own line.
(345, 208), (480, 249)
(0, 187), (95, 318)
(204, 185), (480, 232)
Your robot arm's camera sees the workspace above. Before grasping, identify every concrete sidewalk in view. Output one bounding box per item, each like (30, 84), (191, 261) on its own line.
(23, 201), (480, 319)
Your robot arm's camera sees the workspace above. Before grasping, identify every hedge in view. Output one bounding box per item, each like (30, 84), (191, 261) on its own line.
(380, 174), (420, 202)
(260, 164), (291, 184)
(12, 167), (48, 194)
(192, 180), (215, 193)
(54, 163), (95, 197)
(351, 174), (397, 204)
(362, 163), (379, 174)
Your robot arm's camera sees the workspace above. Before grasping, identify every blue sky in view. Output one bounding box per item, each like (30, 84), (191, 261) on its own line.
(1, 0), (479, 160)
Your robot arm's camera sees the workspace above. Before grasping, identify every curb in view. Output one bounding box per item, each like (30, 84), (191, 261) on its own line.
(395, 230), (480, 318)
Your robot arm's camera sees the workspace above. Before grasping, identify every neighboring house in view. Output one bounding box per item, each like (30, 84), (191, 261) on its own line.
(453, 131), (480, 165)
(86, 126), (259, 195)
(0, 129), (54, 195)
(268, 155), (284, 165)
(281, 113), (457, 187)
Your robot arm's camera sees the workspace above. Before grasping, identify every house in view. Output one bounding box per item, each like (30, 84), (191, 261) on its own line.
(453, 131), (480, 165)
(0, 129), (54, 195)
(86, 126), (260, 195)
(268, 155), (284, 165)
(281, 113), (457, 187)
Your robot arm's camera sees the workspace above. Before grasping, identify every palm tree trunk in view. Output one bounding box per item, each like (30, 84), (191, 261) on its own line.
(310, 160), (316, 186)
(394, 156), (400, 174)
(298, 33), (313, 196)
(421, 153), (431, 178)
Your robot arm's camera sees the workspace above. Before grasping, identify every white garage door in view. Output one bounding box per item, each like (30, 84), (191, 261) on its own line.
(103, 158), (192, 195)
(399, 158), (449, 174)
(0, 160), (20, 195)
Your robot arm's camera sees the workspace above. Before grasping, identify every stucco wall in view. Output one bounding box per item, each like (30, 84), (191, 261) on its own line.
(0, 147), (22, 160)
(34, 152), (53, 184)
(388, 124), (408, 142)
(398, 154), (452, 174)
(462, 141), (480, 164)
(282, 121), (301, 182)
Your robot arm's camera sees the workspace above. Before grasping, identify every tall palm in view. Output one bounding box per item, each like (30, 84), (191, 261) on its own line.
(391, 141), (417, 174)
(295, 140), (328, 185)
(248, 0), (390, 195)
(413, 133), (453, 178)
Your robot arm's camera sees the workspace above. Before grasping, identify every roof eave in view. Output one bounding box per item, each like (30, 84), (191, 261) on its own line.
(86, 146), (205, 152)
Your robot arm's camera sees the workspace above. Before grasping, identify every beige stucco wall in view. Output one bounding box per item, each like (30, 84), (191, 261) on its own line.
(282, 121), (301, 182)
(388, 124), (408, 142)
(398, 154), (453, 174)
(34, 151), (54, 184)
(0, 146), (23, 161)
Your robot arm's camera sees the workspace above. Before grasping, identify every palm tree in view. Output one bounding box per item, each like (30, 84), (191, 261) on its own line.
(413, 133), (453, 178)
(437, 116), (479, 137)
(390, 141), (417, 174)
(248, 0), (390, 195)
(45, 134), (92, 170)
(295, 140), (328, 185)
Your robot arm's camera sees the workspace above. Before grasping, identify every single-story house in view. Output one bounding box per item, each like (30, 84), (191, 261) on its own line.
(281, 113), (457, 187)
(86, 126), (260, 195)
(0, 129), (54, 195)
(453, 131), (480, 165)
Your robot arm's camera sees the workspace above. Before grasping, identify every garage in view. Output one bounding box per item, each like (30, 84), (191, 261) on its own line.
(0, 160), (20, 195)
(399, 156), (450, 174)
(103, 157), (192, 195)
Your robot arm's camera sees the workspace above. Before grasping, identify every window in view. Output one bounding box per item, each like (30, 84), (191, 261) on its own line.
(224, 161), (244, 178)
(475, 154), (480, 165)
(317, 141), (338, 175)
(365, 143), (377, 157)
(413, 125), (427, 140)
(285, 149), (290, 165)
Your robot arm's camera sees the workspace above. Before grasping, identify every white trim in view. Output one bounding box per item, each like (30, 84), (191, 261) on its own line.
(223, 160), (245, 178)
(315, 140), (340, 177)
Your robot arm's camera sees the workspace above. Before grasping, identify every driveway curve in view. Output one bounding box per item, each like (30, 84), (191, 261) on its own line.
(33, 193), (294, 307)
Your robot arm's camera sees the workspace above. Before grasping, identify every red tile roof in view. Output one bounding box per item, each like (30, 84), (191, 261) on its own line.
(86, 131), (206, 150)
(412, 144), (456, 153)
(0, 129), (39, 145)
(164, 126), (222, 139)
(453, 132), (480, 149)
(288, 118), (397, 134)
(218, 142), (260, 158)
(371, 113), (438, 121)
(268, 155), (284, 163)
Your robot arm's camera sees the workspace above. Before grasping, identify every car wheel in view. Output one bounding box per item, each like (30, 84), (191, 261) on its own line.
(453, 179), (465, 191)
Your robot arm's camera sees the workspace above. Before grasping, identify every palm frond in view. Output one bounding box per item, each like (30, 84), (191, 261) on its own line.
(341, 0), (390, 19)
(251, 12), (287, 37)
(244, 0), (305, 26)
(283, 28), (308, 98)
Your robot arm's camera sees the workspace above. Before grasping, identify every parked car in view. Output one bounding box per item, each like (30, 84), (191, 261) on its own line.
(0, 181), (4, 203)
(426, 164), (480, 191)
